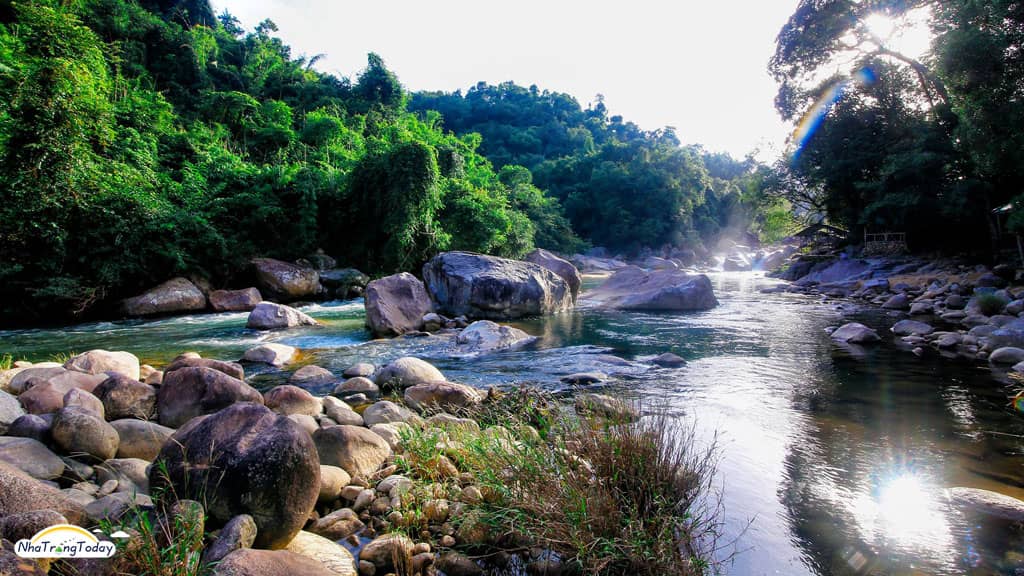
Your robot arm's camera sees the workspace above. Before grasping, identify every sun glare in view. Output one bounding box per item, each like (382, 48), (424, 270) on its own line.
(864, 8), (934, 60)
(865, 13), (897, 42)
(849, 471), (954, 561)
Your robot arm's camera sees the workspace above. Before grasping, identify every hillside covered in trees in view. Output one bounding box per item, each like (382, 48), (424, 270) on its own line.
(0, 0), (779, 324)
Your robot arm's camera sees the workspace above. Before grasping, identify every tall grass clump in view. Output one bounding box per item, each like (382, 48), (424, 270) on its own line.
(974, 293), (1009, 316)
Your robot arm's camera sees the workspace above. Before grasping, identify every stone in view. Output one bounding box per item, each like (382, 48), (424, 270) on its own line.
(405, 382), (484, 412)
(157, 366), (264, 428)
(524, 248), (582, 301)
(321, 396), (364, 426)
(210, 288), (263, 312)
(213, 549), (337, 576)
(891, 320), (935, 336)
(310, 507), (364, 540)
(334, 377), (379, 397)
(422, 251), (574, 319)
(290, 365), (335, 386)
(454, 320), (536, 354)
(62, 388), (105, 419)
(164, 356), (246, 380)
(264, 385), (322, 417)
(319, 268), (369, 290)
(203, 514), (258, 567)
(369, 422), (410, 451)
(93, 374), (157, 420)
(949, 487), (1024, 522)
(251, 258), (320, 300)
(151, 403), (320, 549)
(8, 366), (66, 395)
(246, 302), (320, 330)
(0, 548), (48, 575)
(7, 414), (50, 443)
(243, 344), (298, 367)
(364, 272), (434, 337)
(987, 319), (1024, 349)
(362, 401), (418, 427)
(830, 323), (881, 344)
(319, 465), (352, 504)
(110, 420), (174, 461)
(422, 312), (445, 332)
(989, 347), (1024, 365)
(436, 552), (483, 576)
(0, 509), (66, 543)
(0, 461), (85, 524)
(881, 293), (911, 310)
(343, 363), (375, 378)
(121, 277), (207, 317)
(909, 302), (934, 315)
(64, 350), (141, 381)
(374, 357), (444, 390)
(360, 534), (414, 570)
(651, 352), (686, 367)
(18, 381), (66, 415)
(285, 530), (357, 576)
(582, 266), (718, 311)
(426, 413), (480, 433)
(52, 406), (119, 462)
(0, 390), (25, 433)
(288, 414), (319, 435)
(574, 393), (638, 421)
(95, 458), (150, 494)
(313, 425), (391, 479)
(0, 437), (64, 480)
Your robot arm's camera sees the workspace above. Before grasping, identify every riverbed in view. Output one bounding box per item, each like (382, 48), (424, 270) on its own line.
(2, 272), (1022, 575)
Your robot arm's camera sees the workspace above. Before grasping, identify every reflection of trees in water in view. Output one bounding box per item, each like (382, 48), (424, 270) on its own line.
(780, 351), (1024, 575)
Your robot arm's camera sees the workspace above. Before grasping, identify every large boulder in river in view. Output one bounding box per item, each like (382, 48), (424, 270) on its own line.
(210, 288), (263, 312)
(121, 277), (207, 317)
(422, 252), (573, 320)
(364, 272), (433, 337)
(891, 320), (934, 336)
(152, 403), (321, 550)
(246, 302), (319, 330)
(831, 323), (881, 344)
(64, 350), (141, 381)
(582, 266), (718, 311)
(157, 366), (264, 428)
(455, 320), (536, 354)
(375, 357), (445, 390)
(251, 258), (320, 300)
(525, 249), (581, 301)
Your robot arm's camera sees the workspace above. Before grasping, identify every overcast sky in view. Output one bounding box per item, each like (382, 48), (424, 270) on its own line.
(212, 0), (800, 159)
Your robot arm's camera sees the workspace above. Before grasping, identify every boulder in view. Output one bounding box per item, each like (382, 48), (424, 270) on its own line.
(454, 320), (536, 354)
(360, 534), (414, 570)
(881, 293), (911, 310)
(404, 382), (484, 412)
(310, 507), (363, 540)
(891, 320), (935, 336)
(0, 390), (25, 433)
(364, 272), (433, 337)
(582, 266), (718, 311)
(243, 343), (298, 367)
(422, 251), (573, 320)
(63, 388), (105, 419)
(213, 549), (337, 576)
(121, 277), (206, 317)
(202, 514), (257, 567)
(289, 365), (335, 386)
(369, 422), (410, 451)
(375, 357), (445, 390)
(246, 302), (319, 330)
(318, 465), (351, 505)
(362, 401), (418, 427)
(64, 350), (141, 381)
(313, 425), (390, 479)
(949, 487), (1024, 522)
(342, 363), (375, 378)
(830, 323), (881, 344)
(575, 393), (638, 421)
(85, 491), (152, 523)
(52, 406), (119, 462)
(651, 352), (686, 367)
(321, 396), (364, 426)
(251, 258), (320, 301)
(95, 458), (150, 494)
(0, 548), (48, 575)
(210, 288), (263, 312)
(0, 509), (67, 543)
(560, 372), (606, 385)
(0, 461), (85, 524)
(152, 403), (320, 549)
(8, 365), (65, 394)
(989, 347), (1024, 365)
(319, 268), (369, 290)
(164, 357), (245, 380)
(157, 366), (264, 428)
(285, 530), (357, 576)
(18, 381), (66, 415)
(0, 437), (64, 480)
(93, 374), (157, 419)
(264, 385), (322, 417)
(333, 377), (378, 397)
(7, 414), (50, 443)
(110, 420), (174, 461)
(987, 319), (1024, 349)
(525, 249), (582, 301)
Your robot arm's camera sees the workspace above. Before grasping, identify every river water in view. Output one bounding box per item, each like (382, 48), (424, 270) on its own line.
(2, 272), (1022, 575)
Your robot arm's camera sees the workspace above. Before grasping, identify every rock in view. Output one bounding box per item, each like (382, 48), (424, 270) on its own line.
(8, 414), (51, 443)
(830, 323), (881, 344)
(0, 548), (48, 575)
(63, 388), (105, 419)
(426, 413), (480, 433)
(121, 277), (206, 317)
(651, 352), (686, 367)
(318, 465), (351, 504)
(455, 320), (536, 354)
(288, 414), (319, 435)
(881, 293), (911, 310)
(290, 365), (335, 386)
(310, 507), (364, 540)
(203, 514), (258, 567)
(362, 401), (418, 427)
(18, 381), (66, 415)
(0, 461), (85, 524)
(364, 272), (434, 337)
(319, 268), (369, 290)
(575, 393), (638, 421)
(313, 425), (391, 479)
(243, 343), (298, 367)
(285, 530), (357, 576)
(64, 350), (141, 381)
(891, 320), (935, 336)
(582, 266), (718, 311)
(422, 312), (445, 332)
(95, 458), (150, 494)
(264, 385), (322, 417)
(52, 406), (119, 462)
(987, 319), (1024, 349)
(93, 374), (157, 420)
(343, 363), (375, 378)
(989, 347), (1024, 364)
(157, 366), (264, 428)
(560, 372), (606, 385)
(946, 294), (966, 309)
(949, 487), (1024, 522)
(210, 288), (263, 312)
(152, 403), (320, 549)
(110, 420), (174, 461)
(369, 422), (410, 451)
(360, 534), (414, 570)
(0, 509), (66, 543)
(436, 552), (483, 576)
(404, 382), (484, 412)
(375, 357), (445, 390)
(251, 258), (320, 301)
(8, 365), (65, 394)
(165, 356), (246, 380)
(334, 377), (379, 397)
(525, 249), (582, 301)
(321, 397), (364, 426)
(0, 390), (25, 433)
(213, 548), (337, 576)
(422, 251), (573, 319)
(0, 437), (64, 480)
(975, 272), (1008, 289)
(909, 302), (934, 315)
(246, 302), (319, 330)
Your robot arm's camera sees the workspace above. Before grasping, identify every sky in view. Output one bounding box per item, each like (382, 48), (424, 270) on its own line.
(211, 0), (804, 159)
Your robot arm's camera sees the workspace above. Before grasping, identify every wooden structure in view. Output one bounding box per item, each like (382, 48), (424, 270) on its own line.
(793, 223), (848, 247)
(863, 231), (908, 256)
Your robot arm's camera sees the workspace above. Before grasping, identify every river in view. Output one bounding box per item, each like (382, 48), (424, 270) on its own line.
(1, 271), (1022, 575)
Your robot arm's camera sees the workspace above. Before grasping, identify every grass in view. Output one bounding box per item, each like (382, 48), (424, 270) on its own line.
(974, 293), (1008, 316)
(394, 392), (729, 575)
(0, 354), (12, 371)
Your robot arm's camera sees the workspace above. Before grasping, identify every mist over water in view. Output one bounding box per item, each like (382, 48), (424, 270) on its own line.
(2, 272), (1022, 575)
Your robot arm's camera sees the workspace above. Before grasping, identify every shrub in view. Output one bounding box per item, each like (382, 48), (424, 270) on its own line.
(974, 293), (1008, 316)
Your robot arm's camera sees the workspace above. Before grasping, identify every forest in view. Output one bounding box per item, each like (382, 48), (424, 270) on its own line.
(0, 0), (777, 324)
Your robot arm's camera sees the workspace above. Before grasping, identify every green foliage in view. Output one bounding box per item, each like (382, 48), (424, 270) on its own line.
(974, 293), (1008, 316)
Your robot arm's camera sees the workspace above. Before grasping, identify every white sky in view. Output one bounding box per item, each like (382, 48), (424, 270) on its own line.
(212, 0), (801, 159)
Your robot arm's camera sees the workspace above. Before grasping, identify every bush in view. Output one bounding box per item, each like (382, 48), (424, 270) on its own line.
(974, 293), (1008, 316)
